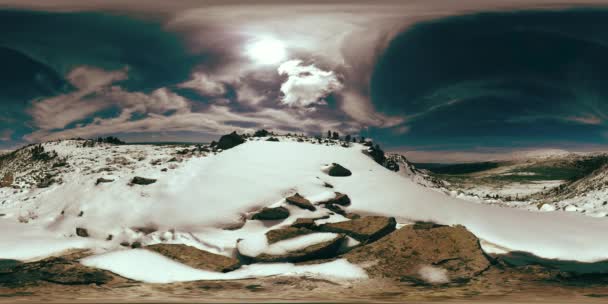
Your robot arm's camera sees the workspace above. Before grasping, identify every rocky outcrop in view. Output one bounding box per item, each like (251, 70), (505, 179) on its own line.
(253, 129), (270, 137)
(327, 163), (352, 177)
(265, 227), (314, 244)
(252, 206), (290, 220)
(95, 177), (113, 185)
(318, 192), (351, 206)
(0, 255), (114, 287)
(286, 193), (316, 211)
(319, 216), (396, 243)
(345, 225), (492, 283)
(216, 131), (245, 150)
(239, 234), (346, 264)
(146, 244), (240, 273)
(130, 176), (156, 185)
(0, 173), (13, 187)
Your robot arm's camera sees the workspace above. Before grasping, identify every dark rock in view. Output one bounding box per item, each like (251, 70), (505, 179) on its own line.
(252, 206), (290, 221)
(217, 131), (245, 150)
(161, 168), (168, 172)
(130, 176), (157, 185)
(131, 241), (142, 249)
(344, 225), (492, 283)
(319, 216), (396, 243)
(52, 161), (68, 168)
(291, 217), (329, 229)
(324, 204), (346, 216)
(327, 163), (352, 177)
(132, 226), (158, 235)
(75, 228), (89, 237)
(413, 221), (446, 230)
(253, 129), (269, 137)
(266, 137), (280, 142)
(146, 244), (240, 272)
(319, 192), (351, 206)
(0, 255), (114, 287)
(265, 227), (314, 244)
(285, 193), (316, 211)
(78, 211), (84, 217)
(120, 242), (130, 247)
(36, 176), (54, 188)
(95, 177), (113, 185)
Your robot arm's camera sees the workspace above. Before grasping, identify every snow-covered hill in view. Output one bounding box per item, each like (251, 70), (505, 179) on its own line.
(2, 136), (608, 283)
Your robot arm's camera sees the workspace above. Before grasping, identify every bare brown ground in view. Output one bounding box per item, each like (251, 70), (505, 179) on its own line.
(2, 267), (608, 304)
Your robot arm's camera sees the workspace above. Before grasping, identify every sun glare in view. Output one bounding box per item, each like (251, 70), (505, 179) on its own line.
(246, 37), (287, 65)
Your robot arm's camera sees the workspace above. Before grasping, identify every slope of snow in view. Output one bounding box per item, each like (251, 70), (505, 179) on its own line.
(81, 249), (367, 283)
(3, 139), (608, 265)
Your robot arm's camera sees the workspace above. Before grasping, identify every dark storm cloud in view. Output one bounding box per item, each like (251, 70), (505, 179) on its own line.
(0, 10), (200, 92)
(371, 8), (608, 152)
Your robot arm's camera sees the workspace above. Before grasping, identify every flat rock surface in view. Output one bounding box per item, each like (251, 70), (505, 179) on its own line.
(319, 216), (396, 243)
(285, 193), (316, 211)
(345, 225), (492, 282)
(146, 244), (240, 273)
(0, 253), (115, 287)
(242, 234), (346, 263)
(265, 227), (314, 244)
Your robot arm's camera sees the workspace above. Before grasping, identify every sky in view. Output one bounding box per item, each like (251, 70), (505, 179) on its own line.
(1, 0), (608, 162)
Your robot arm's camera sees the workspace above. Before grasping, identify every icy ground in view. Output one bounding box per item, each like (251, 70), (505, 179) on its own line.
(2, 137), (608, 283)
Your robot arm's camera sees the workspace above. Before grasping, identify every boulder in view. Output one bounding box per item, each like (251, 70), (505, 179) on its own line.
(319, 216), (396, 243)
(266, 137), (280, 142)
(239, 234), (346, 264)
(327, 163), (352, 177)
(75, 228), (89, 237)
(318, 192), (351, 206)
(252, 206), (290, 221)
(130, 176), (156, 185)
(253, 129), (270, 137)
(344, 225), (492, 283)
(146, 244), (240, 272)
(0, 173), (13, 188)
(265, 227), (314, 244)
(285, 193), (316, 211)
(217, 131), (245, 150)
(95, 177), (114, 185)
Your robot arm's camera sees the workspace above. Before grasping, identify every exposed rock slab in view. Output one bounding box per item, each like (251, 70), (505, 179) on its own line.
(130, 176), (156, 185)
(146, 244), (240, 273)
(265, 227), (314, 244)
(238, 234), (346, 264)
(344, 225), (492, 283)
(0, 255), (114, 287)
(285, 193), (316, 211)
(319, 216), (396, 243)
(216, 131), (245, 150)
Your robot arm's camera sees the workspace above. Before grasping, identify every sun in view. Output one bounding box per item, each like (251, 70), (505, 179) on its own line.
(246, 37), (287, 65)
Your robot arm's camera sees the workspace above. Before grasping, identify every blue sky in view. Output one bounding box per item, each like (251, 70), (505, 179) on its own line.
(1, 1), (608, 161)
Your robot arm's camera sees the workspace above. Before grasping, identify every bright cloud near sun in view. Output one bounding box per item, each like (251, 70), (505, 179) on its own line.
(246, 37), (287, 65)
